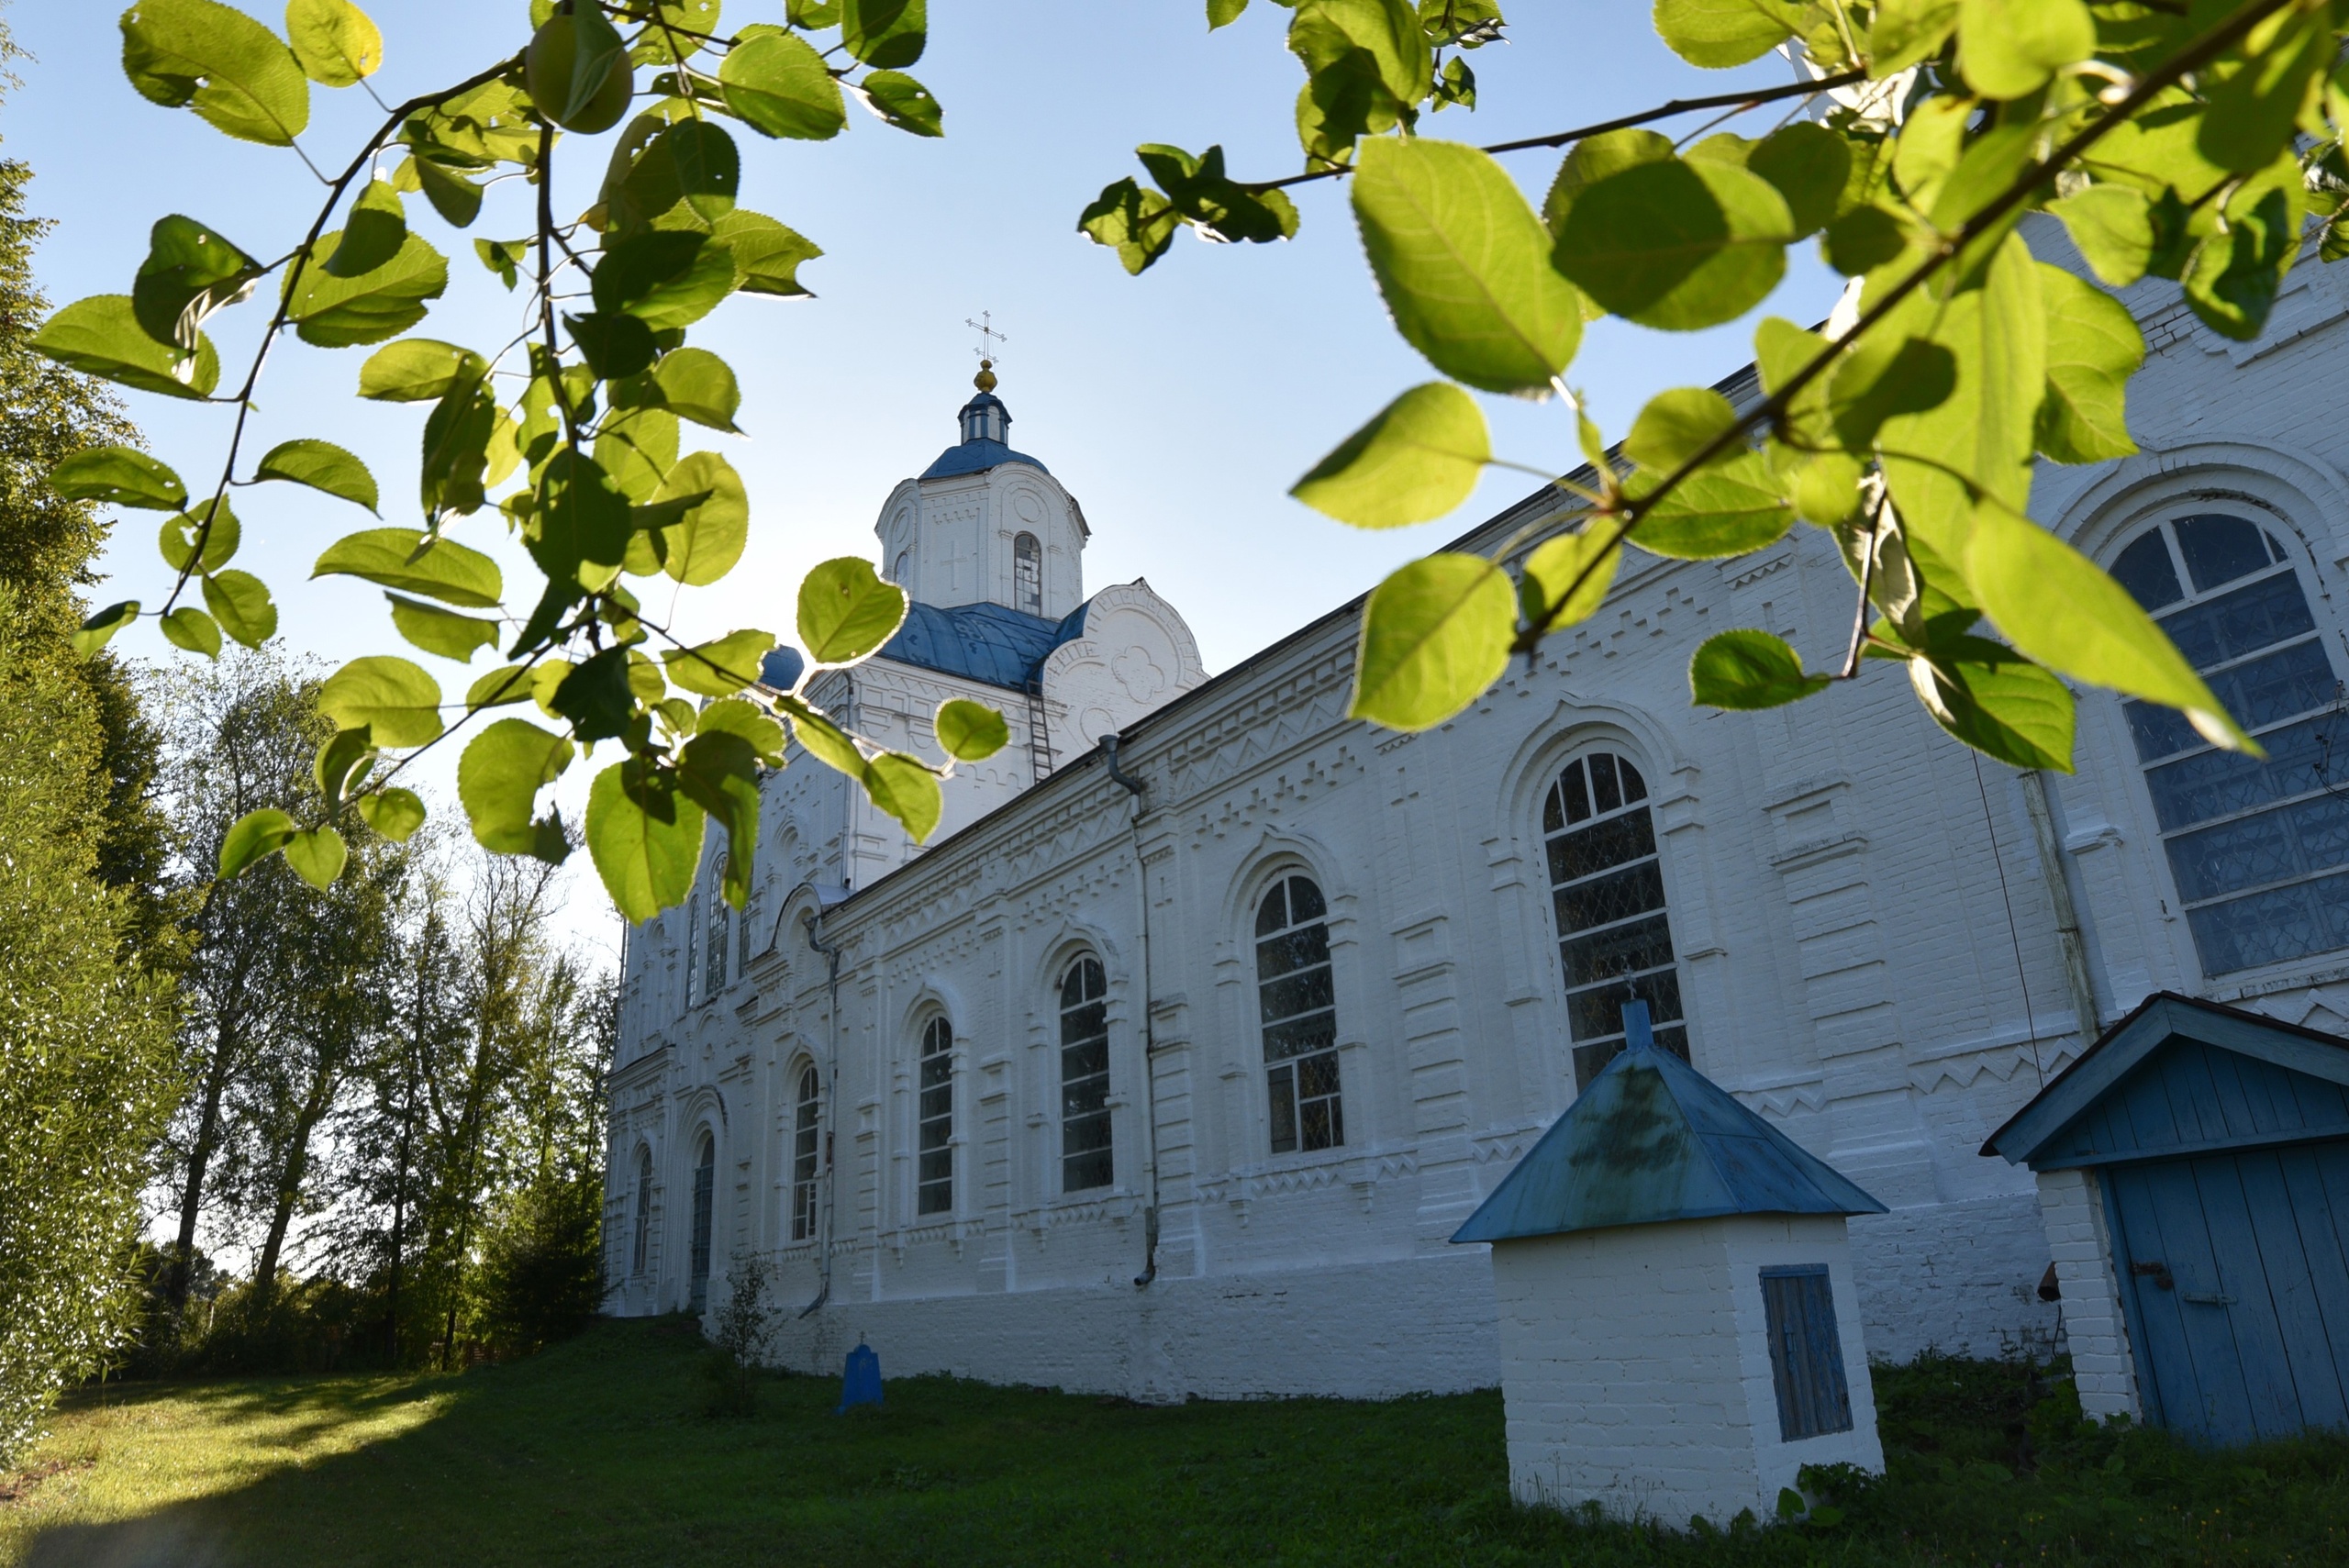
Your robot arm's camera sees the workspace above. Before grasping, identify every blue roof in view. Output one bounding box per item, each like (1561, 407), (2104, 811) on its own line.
(920, 438), (1050, 481)
(878, 599), (1088, 691)
(760, 646), (807, 690)
(1451, 1005), (1884, 1244)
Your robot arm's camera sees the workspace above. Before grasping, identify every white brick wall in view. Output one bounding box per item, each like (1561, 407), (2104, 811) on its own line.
(2035, 1168), (2141, 1420)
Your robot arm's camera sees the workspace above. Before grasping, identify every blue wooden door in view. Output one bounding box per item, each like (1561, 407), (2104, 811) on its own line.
(2105, 1140), (2349, 1444)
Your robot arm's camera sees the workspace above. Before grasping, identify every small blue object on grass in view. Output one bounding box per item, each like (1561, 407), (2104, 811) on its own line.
(837, 1341), (882, 1413)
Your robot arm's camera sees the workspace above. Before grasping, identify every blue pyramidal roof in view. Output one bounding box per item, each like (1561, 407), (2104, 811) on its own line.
(1451, 1006), (1884, 1244)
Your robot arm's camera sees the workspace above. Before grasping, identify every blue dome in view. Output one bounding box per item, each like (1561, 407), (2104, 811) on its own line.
(922, 382), (1049, 481)
(879, 599), (1088, 691)
(759, 646), (807, 690)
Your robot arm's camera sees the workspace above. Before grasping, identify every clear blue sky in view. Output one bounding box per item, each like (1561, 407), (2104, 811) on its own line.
(3, 1), (1838, 917)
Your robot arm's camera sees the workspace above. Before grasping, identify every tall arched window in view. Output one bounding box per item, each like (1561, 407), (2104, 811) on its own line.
(790, 1064), (820, 1242)
(1014, 531), (1043, 616)
(631, 1145), (653, 1276)
(2111, 513), (2349, 975)
(688, 1132), (715, 1311)
(705, 861), (730, 999)
(738, 885), (754, 973)
(917, 1016), (954, 1215)
(1256, 874), (1341, 1154)
(1546, 749), (1688, 1089)
(685, 897), (701, 1008)
(894, 549), (911, 585)
(1059, 956), (1112, 1191)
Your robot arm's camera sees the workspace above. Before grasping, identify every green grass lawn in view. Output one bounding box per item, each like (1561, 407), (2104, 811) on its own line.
(3, 1317), (2345, 1566)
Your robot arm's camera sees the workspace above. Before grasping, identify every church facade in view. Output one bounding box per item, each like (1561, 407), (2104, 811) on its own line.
(604, 228), (2349, 1400)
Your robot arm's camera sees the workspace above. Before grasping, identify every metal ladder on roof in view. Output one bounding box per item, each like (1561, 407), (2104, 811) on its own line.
(1022, 673), (1053, 782)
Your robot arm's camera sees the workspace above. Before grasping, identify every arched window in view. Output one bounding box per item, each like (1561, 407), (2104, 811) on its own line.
(738, 885), (754, 973)
(1059, 956), (1112, 1191)
(1256, 874), (1341, 1154)
(685, 897), (701, 1009)
(688, 1132), (715, 1311)
(790, 1063), (820, 1242)
(894, 549), (911, 585)
(2110, 513), (2349, 975)
(1014, 531), (1042, 616)
(705, 861), (730, 999)
(1546, 749), (1688, 1089)
(917, 1016), (953, 1215)
(630, 1146), (653, 1276)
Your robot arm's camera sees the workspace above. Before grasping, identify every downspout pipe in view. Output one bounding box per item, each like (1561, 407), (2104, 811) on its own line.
(2019, 771), (2103, 1050)
(796, 886), (843, 1319)
(1100, 734), (1160, 1289)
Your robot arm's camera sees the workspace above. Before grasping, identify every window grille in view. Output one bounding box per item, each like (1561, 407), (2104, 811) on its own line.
(631, 1147), (653, 1275)
(791, 1064), (820, 1242)
(2111, 515), (2349, 975)
(705, 860), (730, 999)
(1059, 955), (1113, 1191)
(918, 1016), (953, 1215)
(1544, 751), (1689, 1088)
(1014, 531), (1043, 616)
(1761, 1264), (1854, 1441)
(688, 1134), (715, 1311)
(1256, 874), (1342, 1154)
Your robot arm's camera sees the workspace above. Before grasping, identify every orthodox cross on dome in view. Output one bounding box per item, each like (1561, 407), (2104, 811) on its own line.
(965, 311), (1008, 390)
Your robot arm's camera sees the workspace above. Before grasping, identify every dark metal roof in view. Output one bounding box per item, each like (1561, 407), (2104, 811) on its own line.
(1451, 1005), (1885, 1244)
(878, 599), (1089, 691)
(919, 438), (1051, 481)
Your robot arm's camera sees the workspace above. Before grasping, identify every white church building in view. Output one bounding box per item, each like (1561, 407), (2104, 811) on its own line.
(605, 228), (2349, 1401)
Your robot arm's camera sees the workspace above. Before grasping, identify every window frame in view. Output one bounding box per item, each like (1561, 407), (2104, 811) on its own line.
(705, 858), (731, 1001)
(688, 1130), (716, 1311)
(1253, 872), (1343, 1158)
(630, 1145), (653, 1277)
(790, 1062), (820, 1244)
(1057, 954), (1114, 1194)
(1013, 530), (1043, 617)
(916, 1014), (954, 1217)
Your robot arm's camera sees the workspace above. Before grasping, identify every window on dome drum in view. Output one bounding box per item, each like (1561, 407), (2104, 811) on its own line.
(1257, 874), (1342, 1155)
(705, 860), (730, 999)
(1059, 956), (1113, 1192)
(918, 1016), (953, 1215)
(1014, 531), (1042, 616)
(2112, 514), (2349, 976)
(791, 1064), (820, 1243)
(894, 550), (910, 585)
(631, 1146), (653, 1276)
(688, 1133), (715, 1311)
(1545, 751), (1690, 1090)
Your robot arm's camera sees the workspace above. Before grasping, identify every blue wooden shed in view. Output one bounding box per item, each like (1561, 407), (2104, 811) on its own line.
(1984, 992), (2349, 1445)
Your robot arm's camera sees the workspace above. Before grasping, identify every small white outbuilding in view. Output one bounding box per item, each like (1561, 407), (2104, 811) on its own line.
(1452, 1003), (1890, 1529)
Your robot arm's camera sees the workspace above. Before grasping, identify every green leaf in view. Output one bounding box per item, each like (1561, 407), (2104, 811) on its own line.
(387, 593), (500, 662)
(525, 3), (631, 133)
(596, 406), (679, 505)
(161, 606), (223, 658)
(1208, 0), (1249, 27)
(285, 231), (449, 348)
(465, 663), (538, 711)
(33, 295), (221, 400)
(1909, 635), (2076, 771)
(664, 628), (777, 697)
(203, 569), (277, 648)
(697, 697), (786, 762)
(720, 26), (845, 139)
(1623, 385), (1738, 473)
(1554, 155), (1794, 331)
(1747, 122), (1849, 239)
(325, 181), (407, 282)
(778, 694), (866, 777)
(863, 751), (942, 840)
(935, 697), (1008, 762)
(1291, 382), (1490, 528)
(218, 806), (295, 878)
(420, 381), (498, 517)
(314, 726), (374, 803)
(358, 339), (485, 402)
(651, 347), (742, 432)
(842, 0), (926, 68)
(1965, 498), (2249, 751)
(623, 120), (741, 227)
(567, 312), (659, 381)
(159, 498), (240, 573)
(50, 446), (186, 510)
(410, 155), (484, 229)
(473, 236), (529, 290)
(1520, 528), (1618, 635)
(319, 655), (444, 747)
(460, 717), (574, 854)
(285, 0), (381, 86)
(316, 528), (503, 607)
(860, 70), (942, 137)
(356, 785), (426, 841)
(1689, 628), (1830, 709)
(799, 557), (908, 664)
(1349, 551), (1514, 731)
(2048, 185), (2153, 289)
(586, 759), (706, 921)
(132, 214), (260, 352)
(678, 731), (763, 905)
(647, 452), (749, 586)
(533, 450), (635, 595)
(73, 601), (140, 658)
(1078, 178), (1179, 275)
(711, 210), (822, 297)
(281, 826), (347, 889)
(1351, 138), (1583, 395)
(254, 438), (379, 512)
(550, 646), (640, 743)
(1653, 0), (1794, 68)
(2198, 6), (2332, 174)
(1541, 128), (1673, 241)
(1136, 143), (1301, 247)
(2185, 169), (2302, 341)
(2035, 264), (2142, 465)
(120, 0), (310, 146)
(1630, 450), (1793, 558)
(1956, 0), (2091, 101)
(1871, 0), (1961, 75)
(593, 231), (737, 331)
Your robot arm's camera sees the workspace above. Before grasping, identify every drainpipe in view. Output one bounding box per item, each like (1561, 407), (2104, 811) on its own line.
(1100, 734), (1160, 1289)
(2020, 772), (2103, 1046)
(797, 888), (843, 1319)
